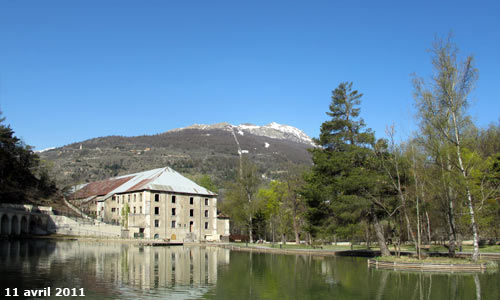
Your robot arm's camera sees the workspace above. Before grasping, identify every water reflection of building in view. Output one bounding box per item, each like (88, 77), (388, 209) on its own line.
(112, 246), (230, 290)
(88, 243), (231, 296)
(0, 240), (230, 299)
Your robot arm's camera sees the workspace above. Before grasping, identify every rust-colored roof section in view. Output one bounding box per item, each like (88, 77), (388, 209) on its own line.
(74, 176), (134, 199)
(125, 178), (154, 192)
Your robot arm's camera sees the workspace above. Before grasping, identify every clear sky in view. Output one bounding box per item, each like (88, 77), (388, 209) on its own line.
(1, 0), (499, 150)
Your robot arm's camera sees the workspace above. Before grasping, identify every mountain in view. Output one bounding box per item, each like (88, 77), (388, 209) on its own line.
(172, 122), (315, 147)
(40, 122), (315, 188)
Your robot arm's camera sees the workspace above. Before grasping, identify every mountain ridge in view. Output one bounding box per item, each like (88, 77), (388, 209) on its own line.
(40, 122), (314, 188)
(169, 122), (315, 146)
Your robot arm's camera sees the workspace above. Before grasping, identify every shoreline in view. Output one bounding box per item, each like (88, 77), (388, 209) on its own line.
(4, 235), (500, 261)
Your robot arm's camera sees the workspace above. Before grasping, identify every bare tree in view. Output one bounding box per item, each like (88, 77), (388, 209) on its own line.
(413, 34), (480, 261)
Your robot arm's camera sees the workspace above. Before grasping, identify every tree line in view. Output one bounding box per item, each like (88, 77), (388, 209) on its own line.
(221, 35), (500, 261)
(0, 112), (57, 204)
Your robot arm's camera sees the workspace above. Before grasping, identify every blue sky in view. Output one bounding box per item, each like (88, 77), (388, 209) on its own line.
(1, 0), (499, 150)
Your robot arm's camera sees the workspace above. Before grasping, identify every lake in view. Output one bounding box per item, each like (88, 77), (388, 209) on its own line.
(0, 239), (498, 299)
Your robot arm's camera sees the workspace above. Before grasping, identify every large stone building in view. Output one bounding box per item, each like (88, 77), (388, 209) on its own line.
(71, 167), (229, 242)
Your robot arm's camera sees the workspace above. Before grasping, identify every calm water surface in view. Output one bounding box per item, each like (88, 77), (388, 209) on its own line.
(0, 239), (498, 299)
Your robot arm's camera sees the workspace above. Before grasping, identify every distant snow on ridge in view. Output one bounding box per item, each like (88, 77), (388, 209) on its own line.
(35, 147), (56, 153)
(169, 122), (315, 146)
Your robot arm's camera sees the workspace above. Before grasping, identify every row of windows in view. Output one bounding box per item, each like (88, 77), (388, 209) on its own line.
(111, 193), (212, 206)
(155, 194), (210, 206)
(112, 206), (144, 214)
(154, 220), (210, 229)
(112, 193), (143, 203)
(110, 206), (211, 216)
(154, 207), (210, 217)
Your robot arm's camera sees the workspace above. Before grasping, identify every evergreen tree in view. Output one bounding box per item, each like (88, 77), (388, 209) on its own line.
(0, 112), (56, 203)
(304, 82), (391, 255)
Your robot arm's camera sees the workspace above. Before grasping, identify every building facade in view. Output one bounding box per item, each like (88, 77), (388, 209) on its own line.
(72, 167), (229, 241)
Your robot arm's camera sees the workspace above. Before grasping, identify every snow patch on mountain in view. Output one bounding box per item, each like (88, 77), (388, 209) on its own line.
(170, 122), (315, 146)
(234, 122), (315, 146)
(35, 147), (56, 153)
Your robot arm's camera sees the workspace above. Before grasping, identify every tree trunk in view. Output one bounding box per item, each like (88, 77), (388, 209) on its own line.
(446, 209), (457, 256)
(402, 205), (419, 257)
(271, 219), (275, 244)
(425, 210), (431, 245)
(441, 155), (457, 257)
(293, 216), (300, 245)
(248, 215), (253, 243)
(412, 150), (422, 259)
(372, 208), (391, 256)
(452, 112), (480, 261)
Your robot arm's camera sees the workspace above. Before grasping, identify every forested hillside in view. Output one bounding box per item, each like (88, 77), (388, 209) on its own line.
(40, 123), (313, 189)
(0, 113), (57, 205)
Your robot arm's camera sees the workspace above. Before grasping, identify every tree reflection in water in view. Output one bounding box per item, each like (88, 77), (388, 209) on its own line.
(0, 240), (497, 300)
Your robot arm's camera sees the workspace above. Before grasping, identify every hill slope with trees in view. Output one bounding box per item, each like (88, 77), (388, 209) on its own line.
(40, 123), (314, 189)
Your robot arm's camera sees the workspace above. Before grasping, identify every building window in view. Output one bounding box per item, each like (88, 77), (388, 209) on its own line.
(205, 222), (208, 229)
(133, 207), (136, 214)
(140, 206), (142, 214)
(171, 208), (176, 216)
(112, 196), (116, 201)
(205, 210), (208, 218)
(205, 198), (208, 205)
(111, 208), (116, 213)
(190, 197), (194, 205)
(155, 207), (159, 215)
(128, 195), (130, 202)
(155, 194), (159, 202)
(172, 195), (176, 204)
(190, 209), (194, 217)
(155, 220), (160, 227)
(134, 194), (136, 202)
(171, 221), (176, 228)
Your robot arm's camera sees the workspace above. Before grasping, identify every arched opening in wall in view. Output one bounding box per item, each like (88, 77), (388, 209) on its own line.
(36, 217), (43, 229)
(1, 214), (10, 235)
(190, 221), (193, 233)
(21, 216), (28, 234)
(29, 219), (37, 233)
(11, 215), (20, 236)
(154, 234), (159, 239)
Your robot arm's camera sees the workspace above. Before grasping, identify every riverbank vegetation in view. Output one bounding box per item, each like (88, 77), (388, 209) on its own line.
(221, 35), (500, 262)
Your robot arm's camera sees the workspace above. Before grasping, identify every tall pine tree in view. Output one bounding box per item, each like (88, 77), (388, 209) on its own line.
(304, 82), (391, 255)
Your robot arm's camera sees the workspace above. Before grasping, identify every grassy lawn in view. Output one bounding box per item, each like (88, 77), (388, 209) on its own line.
(267, 244), (373, 251)
(374, 256), (498, 270)
(229, 242), (500, 253)
(229, 242), (376, 251)
(374, 255), (489, 265)
(398, 244), (500, 253)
